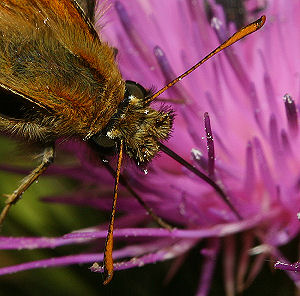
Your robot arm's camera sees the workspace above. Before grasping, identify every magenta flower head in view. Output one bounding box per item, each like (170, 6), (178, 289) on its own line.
(0, 0), (299, 295)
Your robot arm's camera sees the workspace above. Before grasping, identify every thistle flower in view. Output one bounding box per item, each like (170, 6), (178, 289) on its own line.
(0, 0), (300, 295)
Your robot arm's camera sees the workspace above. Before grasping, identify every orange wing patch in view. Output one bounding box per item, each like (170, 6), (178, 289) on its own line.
(0, 0), (125, 136)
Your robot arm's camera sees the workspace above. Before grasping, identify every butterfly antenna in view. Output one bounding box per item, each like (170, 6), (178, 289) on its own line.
(145, 15), (266, 104)
(103, 139), (124, 285)
(159, 142), (242, 220)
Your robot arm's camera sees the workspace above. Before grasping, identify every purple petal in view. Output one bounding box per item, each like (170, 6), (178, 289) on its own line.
(275, 261), (300, 272)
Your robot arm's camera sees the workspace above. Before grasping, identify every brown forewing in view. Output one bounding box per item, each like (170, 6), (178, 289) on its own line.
(0, 0), (125, 142)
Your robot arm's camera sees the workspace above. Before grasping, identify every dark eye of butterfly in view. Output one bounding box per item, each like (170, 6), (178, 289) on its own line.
(125, 80), (148, 101)
(91, 80), (148, 152)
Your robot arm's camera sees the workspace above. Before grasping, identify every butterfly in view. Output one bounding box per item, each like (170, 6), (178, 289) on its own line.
(0, 0), (265, 284)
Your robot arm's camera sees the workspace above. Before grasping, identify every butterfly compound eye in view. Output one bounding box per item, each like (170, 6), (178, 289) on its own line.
(125, 80), (148, 101)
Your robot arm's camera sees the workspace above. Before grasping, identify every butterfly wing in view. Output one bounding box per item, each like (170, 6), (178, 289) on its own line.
(76, 0), (96, 23)
(0, 0), (125, 139)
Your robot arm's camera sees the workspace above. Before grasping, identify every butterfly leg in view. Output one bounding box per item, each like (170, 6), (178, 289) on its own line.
(0, 145), (55, 226)
(101, 160), (173, 230)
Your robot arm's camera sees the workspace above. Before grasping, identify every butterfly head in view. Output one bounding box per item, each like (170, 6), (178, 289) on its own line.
(91, 80), (174, 165)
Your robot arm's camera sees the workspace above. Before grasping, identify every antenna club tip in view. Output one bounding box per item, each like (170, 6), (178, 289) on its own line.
(258, 15), (266, 28)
